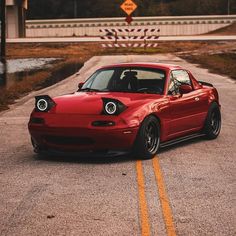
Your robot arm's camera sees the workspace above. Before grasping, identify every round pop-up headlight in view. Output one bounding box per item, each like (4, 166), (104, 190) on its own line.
(105, 102), (117, 115)
(102, 98), (127, 116)
(35, 95), (56, 112)
(36, 99), (48, 112)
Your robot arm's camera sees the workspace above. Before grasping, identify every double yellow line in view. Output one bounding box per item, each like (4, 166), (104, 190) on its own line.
(136, 156), (176, 236)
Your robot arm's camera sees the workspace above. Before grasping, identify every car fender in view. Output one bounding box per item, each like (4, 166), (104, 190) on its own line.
(208, 88), (220, 107)
(121, 99), (169, 141)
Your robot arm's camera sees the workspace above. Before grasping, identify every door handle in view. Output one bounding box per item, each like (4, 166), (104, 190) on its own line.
(195, 97), (200, 101)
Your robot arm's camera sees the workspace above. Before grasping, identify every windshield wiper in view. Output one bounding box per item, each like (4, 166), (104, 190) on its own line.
(108, 89), (135, 93)
(80, 88), (102, 92)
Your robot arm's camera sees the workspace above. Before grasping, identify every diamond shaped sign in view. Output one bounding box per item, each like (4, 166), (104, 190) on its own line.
(120, 0), (137, 16)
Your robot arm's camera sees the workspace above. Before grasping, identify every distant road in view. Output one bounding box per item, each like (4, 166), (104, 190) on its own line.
(7, 35), (236, 43)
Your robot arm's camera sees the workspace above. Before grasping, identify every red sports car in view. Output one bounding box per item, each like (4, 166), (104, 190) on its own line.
(28, 63), (221, 159)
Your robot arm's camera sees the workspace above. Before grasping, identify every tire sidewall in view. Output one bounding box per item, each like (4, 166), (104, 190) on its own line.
(134, 115), (160, 159)
(204, 102), (221, 139)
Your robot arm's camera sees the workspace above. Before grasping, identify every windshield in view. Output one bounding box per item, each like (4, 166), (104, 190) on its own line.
(81, 67), (166, 94)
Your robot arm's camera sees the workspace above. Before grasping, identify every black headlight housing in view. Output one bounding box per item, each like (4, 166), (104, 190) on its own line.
(102, 98), (127, 116)
(35, 95), (56, 112)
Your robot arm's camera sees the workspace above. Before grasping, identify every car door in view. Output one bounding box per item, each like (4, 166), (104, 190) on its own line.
(167, 69), (207, 137)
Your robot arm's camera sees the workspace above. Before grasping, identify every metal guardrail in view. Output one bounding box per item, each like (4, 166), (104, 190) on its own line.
(26, 15), (236, 26)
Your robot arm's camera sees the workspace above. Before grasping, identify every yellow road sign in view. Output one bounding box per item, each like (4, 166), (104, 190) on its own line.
(120, 0), (137, 16)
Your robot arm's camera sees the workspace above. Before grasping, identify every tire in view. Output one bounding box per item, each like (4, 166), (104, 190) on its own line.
(31, 138), (44, 155)
(203, 102), (221, 139)
(133, 116), (160, 160)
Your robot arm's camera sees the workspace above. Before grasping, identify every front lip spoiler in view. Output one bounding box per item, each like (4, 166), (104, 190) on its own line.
(36, 148), (131, 158)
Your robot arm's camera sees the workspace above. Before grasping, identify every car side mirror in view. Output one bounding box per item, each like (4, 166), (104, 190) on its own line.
(78, 82), (84, 90)
(179, 84), (192, 94)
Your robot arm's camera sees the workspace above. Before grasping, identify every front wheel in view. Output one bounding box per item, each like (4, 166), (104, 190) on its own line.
(133, 116), (160, 160)
(31, 138), (44, 156)
(203, 102), (221, 139)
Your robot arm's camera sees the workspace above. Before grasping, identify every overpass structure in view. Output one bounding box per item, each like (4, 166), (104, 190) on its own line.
(26, 15), (236, 38)
(6, 0), (28, 38)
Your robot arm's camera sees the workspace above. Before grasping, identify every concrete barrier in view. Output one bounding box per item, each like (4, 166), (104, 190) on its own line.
(26, 15), (236, 38)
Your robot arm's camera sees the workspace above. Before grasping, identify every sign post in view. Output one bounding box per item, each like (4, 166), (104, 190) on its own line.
(1, 0), (6, 62)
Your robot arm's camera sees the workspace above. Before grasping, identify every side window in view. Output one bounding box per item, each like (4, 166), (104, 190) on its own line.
(172, 70), (191, 86)
(171, 70), (192, 94)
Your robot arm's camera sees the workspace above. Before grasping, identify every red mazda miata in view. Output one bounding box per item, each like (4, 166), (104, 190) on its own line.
(28, 63), (221, 159)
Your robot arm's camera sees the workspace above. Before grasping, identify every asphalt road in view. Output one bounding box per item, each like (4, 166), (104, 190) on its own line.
(0, 54), (235, 236)
(6, 35), (236, 44)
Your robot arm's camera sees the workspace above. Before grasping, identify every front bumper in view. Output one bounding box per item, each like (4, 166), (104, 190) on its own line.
(28, 113), (139, 153)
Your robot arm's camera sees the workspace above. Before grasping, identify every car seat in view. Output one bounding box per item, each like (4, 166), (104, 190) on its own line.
(121, 71), (138, 91)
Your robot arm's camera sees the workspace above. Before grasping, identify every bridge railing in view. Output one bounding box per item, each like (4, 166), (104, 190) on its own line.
(25, 15), (236, 38)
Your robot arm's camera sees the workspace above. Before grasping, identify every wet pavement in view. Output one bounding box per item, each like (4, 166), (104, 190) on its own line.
(0, 58), (82, 90)
(0, 58), (58, 74)
(0, 58), (58, 89)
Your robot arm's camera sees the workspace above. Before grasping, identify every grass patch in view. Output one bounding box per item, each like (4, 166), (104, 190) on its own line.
(182, 53), (236, 81)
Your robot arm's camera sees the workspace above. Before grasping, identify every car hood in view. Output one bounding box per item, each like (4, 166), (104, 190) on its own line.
(53, 92), (163, 115)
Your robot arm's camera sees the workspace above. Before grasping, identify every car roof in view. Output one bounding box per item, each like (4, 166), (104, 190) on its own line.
(100, 62), (183, 71)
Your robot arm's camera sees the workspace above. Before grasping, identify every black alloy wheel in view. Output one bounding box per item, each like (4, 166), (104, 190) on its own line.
(210, 110), (221, 136)
(145, 120), (159, 153)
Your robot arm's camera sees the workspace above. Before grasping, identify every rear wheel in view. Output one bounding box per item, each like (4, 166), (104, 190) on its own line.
(203, 102), (221, 139)
(133, 116), (160, 159)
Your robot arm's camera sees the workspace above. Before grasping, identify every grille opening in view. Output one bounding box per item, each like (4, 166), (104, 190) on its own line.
(44, 136), (94, 146)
